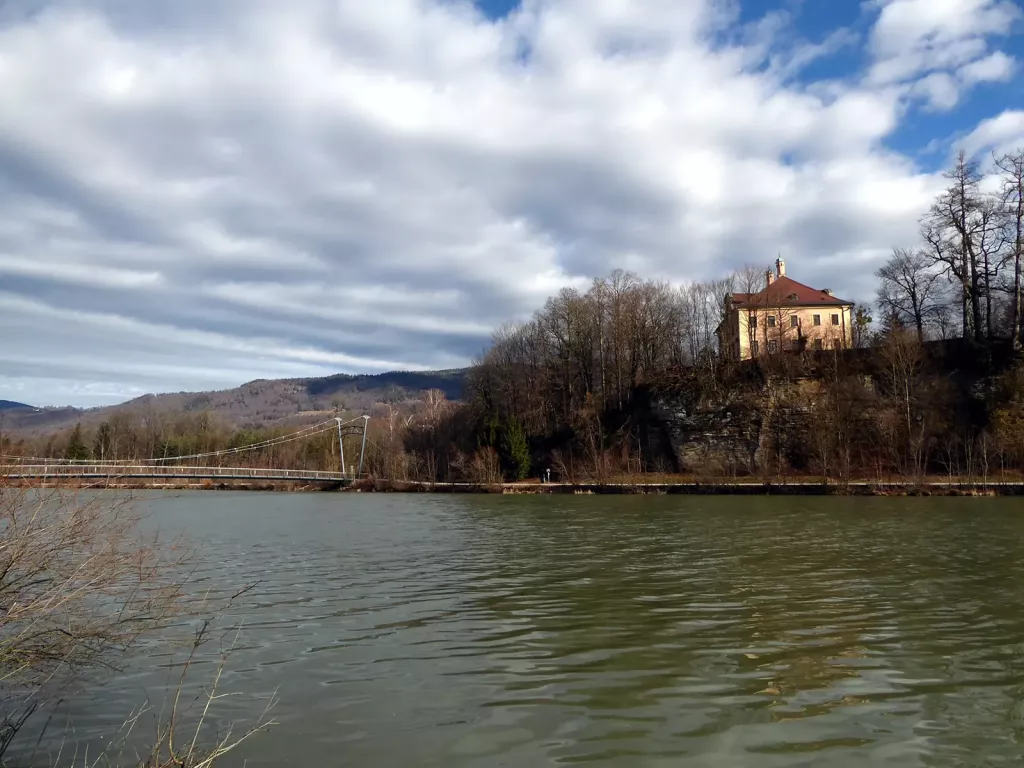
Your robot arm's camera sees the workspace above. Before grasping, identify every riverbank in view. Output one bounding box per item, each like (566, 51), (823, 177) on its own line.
(15, 477), (1024, 495)
(351, 479), (1024, 496)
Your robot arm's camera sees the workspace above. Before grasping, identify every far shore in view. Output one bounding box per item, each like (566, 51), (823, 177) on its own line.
(11, 477), (1024, 496)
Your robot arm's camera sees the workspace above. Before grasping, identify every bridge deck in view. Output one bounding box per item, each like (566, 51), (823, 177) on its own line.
(3, 464), (348, 483)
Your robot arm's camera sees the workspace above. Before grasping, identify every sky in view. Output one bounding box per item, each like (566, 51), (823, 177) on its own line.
(1, 0), (1023, 408)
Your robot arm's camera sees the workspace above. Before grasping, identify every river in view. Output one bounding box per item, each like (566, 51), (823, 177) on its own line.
(30, 492), (1024, 766)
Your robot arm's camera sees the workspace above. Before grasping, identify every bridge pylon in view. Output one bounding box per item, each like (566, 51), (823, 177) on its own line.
(334, 415), (370, 478)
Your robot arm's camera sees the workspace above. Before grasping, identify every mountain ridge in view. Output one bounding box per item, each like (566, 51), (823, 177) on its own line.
(0, 400), (33, 412)
(1, 369), (470, 435)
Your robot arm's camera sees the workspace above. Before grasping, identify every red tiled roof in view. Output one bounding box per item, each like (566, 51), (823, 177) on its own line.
(731, 276), (852, 308)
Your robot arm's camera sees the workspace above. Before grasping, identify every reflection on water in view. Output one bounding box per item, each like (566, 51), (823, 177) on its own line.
(26, 493), (1024, 766)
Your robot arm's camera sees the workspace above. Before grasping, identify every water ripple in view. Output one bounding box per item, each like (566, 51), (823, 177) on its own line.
(24, 493), (1024, 767)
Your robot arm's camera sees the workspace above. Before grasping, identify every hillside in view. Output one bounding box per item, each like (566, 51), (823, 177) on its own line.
(1, 369), (469, 435)
(0, 400), (33, 411)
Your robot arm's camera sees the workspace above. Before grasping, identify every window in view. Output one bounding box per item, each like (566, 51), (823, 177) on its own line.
(750, 316), (757, 329)
(768, 340), (778, 354)
(751, 340), (759, 355)
(790, 315), (799, 328)
(792, 340), (801, 351)
(767, 315), (776, 328)
(814, 339), (823, 350)
(833, 339), (842, 350)
(831, 313), (840, 325)
(813, 314), (821, 326)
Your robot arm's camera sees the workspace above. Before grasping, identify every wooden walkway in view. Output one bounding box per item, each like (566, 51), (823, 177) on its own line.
(3, 464), (348, 484)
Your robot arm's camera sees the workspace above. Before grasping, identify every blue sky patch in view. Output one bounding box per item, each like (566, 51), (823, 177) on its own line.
(475, 0), (520, 20)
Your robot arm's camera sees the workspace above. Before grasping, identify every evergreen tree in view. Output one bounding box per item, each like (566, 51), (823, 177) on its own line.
(477, 414), (500, 451)
(852, 305), (873, 348)
(65, 423), (91, 461)
(501, 419), (530, 481)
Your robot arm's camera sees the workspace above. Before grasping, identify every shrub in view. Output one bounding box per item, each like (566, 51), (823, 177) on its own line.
(0, 480), (272, 764)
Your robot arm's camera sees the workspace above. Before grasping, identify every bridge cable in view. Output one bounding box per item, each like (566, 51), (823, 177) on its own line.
(0, 414), (368, 465)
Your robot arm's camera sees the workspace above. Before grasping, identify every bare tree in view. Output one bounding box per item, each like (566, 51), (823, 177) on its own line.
(878, 329), (927, 477)
(996, 149), (1024, 350)
(976, 196), (1006, 342)
(679, 276), (734, 371)
(875, 248), (943, 342)
(756, 300), (801, 357)
(921, 151), (996, 344)
(0, 482), (272, 763)
(731, 264), (768, 358)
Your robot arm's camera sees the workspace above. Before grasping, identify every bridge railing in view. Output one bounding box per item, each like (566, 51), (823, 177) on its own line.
(1, 464), (347, 482)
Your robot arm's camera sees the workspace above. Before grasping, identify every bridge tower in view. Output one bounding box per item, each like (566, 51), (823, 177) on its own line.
(335, 418), (346, 475)
(335, 415), (370, 477)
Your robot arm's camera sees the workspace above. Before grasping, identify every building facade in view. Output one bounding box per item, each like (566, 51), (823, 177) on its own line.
(717, 259), (854, 361)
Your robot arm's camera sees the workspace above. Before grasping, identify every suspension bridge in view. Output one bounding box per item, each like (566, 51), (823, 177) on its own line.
(1, 415), (370, 487)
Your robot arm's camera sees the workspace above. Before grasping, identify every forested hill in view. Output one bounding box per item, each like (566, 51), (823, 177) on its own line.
(0, 400), (33, 412)
(1, 369), (468, 435)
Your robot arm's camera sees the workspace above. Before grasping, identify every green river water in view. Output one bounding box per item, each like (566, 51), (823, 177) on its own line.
(28, 493), (1024, 766)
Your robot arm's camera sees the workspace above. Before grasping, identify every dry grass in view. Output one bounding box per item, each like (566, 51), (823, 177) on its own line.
(32, 621), (276, 768)
(0, 475), (274, 765)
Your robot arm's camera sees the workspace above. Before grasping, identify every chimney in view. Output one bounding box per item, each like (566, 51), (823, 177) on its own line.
(765, 269), (774, 287)
(822, 288), (833, 296)
(776, 257), (786, 278)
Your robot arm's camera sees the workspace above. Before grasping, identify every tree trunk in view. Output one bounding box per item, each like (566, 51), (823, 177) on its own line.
(1013, 235), (1023, 350)
(969, 248), (983, 344)
(1000, 151), (1024, 352)
(1015, 252), (1023, 351)
(985, 249), (992, 343)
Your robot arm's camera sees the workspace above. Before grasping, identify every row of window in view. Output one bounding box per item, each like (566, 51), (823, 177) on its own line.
(752, 313), (841, 329)
(751, 339), (842, 354)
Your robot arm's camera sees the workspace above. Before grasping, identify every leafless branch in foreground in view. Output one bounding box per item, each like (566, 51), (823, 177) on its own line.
(0, 478), (273, 765)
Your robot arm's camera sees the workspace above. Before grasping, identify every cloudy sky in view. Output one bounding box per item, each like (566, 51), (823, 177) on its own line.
(2, 0), (1023, 407)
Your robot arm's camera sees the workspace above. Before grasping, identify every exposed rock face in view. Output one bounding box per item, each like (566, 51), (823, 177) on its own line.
(638, 341), (1022, 478)
(648, 389), (814, 476)
(650, 397), (763, 475)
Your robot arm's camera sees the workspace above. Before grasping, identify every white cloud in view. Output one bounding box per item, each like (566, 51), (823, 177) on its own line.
(0, 0), (1017, 406)
(958, 50), (1016, 85)
(865, 0), (1020, 110)
(961, 110), (1024, 158)
(914, 72), (962, 111)
(867, 0), (1019, 65)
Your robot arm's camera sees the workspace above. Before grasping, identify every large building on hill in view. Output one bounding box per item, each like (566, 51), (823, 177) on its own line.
(716, 259), (855, 361)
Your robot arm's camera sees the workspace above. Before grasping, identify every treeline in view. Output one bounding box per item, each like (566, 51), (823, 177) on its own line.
(437, 147), (1024, 483)
(9, 334), (1024, 486)
(452, 301), (1024, 485)
(8, 148), (1024, 484)
(1, 411), (343, 473)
